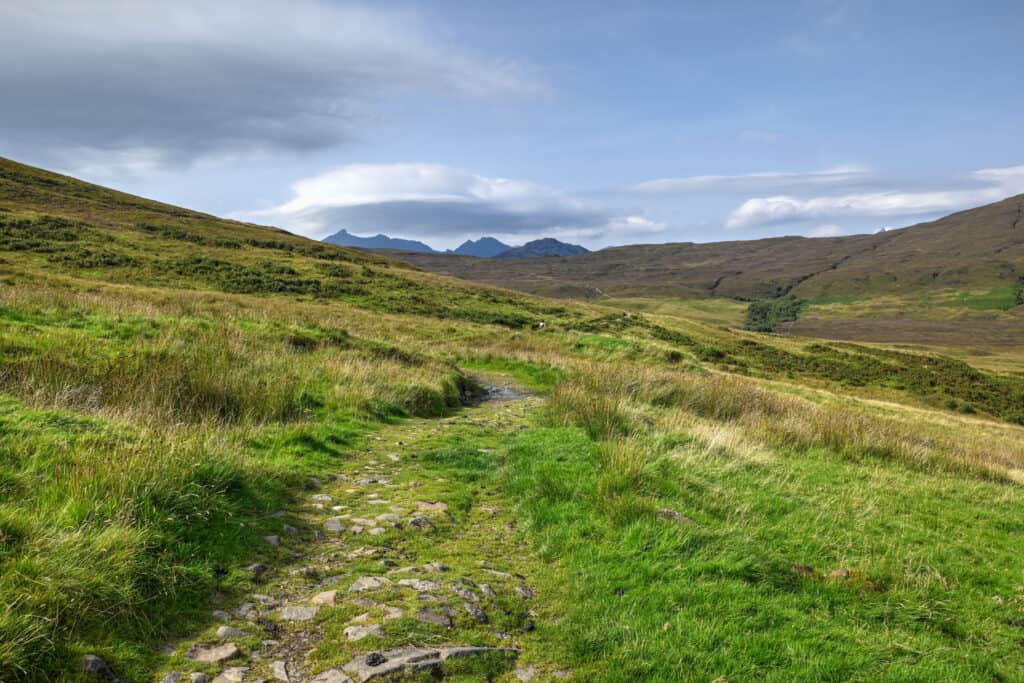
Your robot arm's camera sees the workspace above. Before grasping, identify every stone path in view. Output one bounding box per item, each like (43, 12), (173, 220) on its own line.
(153, 378), (564, 683)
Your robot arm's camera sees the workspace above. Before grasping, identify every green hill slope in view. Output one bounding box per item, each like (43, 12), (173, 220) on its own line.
(391, 194), (1024, 300)
(3, 158), (1024, 682)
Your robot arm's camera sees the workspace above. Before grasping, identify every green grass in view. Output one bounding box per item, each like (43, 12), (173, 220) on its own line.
(3, 156), (1024, 681)
(492, 416), (1024, 681)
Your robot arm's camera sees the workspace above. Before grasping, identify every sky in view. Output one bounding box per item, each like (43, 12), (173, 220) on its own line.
(2, 0), (1023, 250)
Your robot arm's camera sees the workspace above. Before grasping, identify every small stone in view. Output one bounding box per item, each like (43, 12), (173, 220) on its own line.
(791, 564), (817, 578)
(253, 594), (279, 606)
(282, 524), (299, 536)
(408, 517), (435, 531)
(480, 584), (496, 598)
(305, 477), (323, 490)
(657, 508), (696, 525)
(82, 655), (118, 681)
(350, 612), (371, 623)
(323, 517), (345, 533)
(366, 652), (388, 667)
(216, 626), (247, 640)
(311, 494), (333, 503)
(311, 590), (338, 606)
(416, 608), (453, 627)
(383, 606), (403, 621)
(160, 673), (182, 683)
(187, 643), (241, 664)
(235, 602), (259, 619)
(514, 666), (537, 682)
(464, 602), (488, 623)
(514, 585), (535, 600)
(830, 568), (853, 579)
(271, 661), (290, 683)
(416, 501), (448, 514)
(423, 562), (449, 572)
(452, 585), (477, 602)
(349, 576), (392, 592)
(191, 675), (211, 683)
(343, 624), (385, 641)
(349, 597), (378, 608)
(246, 563), (269, 578)
(398, 578), (441, 592)
(351, 525), (364, 535)
(367, 527), (386, 535)
(212, 610), (232, 622)
(387, 454), (400, 461)
(279, 605), (319, 621)
(309, 670), (353, 683)
(212, 667), (247, 683)
(263, 535), (280, 546)
(375, 513), (401, 524)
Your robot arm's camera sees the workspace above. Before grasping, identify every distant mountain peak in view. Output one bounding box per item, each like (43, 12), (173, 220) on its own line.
(494, 238), (589, 259)
(451, 236), (512, 258)
(322, 229), (437, 253)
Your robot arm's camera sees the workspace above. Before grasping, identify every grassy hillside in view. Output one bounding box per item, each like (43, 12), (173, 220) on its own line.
(3, 158), (1024, 681)
(391, 194), (1024, 302)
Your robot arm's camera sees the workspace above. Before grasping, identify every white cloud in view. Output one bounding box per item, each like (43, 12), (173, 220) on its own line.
(0, 1), (542, 170)
(629, 165), (873, 195)
(807, 224), (845, 237)
(247, 163), (662, 247)
(725, 164), (1024, 229)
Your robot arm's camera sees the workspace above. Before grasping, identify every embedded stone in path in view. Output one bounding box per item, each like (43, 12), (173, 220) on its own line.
(343, 624), (385, 641)
(263, 535), (280, 546)
(215, 626), (247, 640)
(397, 578), (441, 592)
(272, 660), (290, 683)
(310, 669), (353, 683)
(324, 517), (345, 533)
(212, 666), (247, 683)
(342, 647), (517, 682)
(186, 643), (241, 664)
(416, 501), (448, 514)
(279, 605), (319, 621)
(464, 602), (488, 623)
(311, 590), (338, 606)
(408, 516), (435, 531)
(349, 576), (392, 592)
(82, 655), (119, 681)
(415, 608), (452, 627)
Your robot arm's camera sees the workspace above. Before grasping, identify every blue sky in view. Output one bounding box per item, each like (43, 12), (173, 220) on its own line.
(2, 1), (1022, 249)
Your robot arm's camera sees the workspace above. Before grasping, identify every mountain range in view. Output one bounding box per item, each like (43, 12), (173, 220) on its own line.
(321, 230), (588, 259)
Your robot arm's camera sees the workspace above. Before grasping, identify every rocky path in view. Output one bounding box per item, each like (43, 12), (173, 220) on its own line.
(154, 379), (563, 683)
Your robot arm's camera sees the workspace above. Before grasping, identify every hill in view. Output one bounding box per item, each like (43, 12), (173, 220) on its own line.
(451, 236), (511, 257)
(3, 156), (1024, 681)
(323, 228), (437, 253)
(393, 195), (1024, 299)
(494, 237), (588, 259)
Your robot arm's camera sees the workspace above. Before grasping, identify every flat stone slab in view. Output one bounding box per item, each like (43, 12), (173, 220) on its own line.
(324, 517), (346, 533)
(311, 590), (338, 606)
(310, 670), (353, 683)
(397, 578), (441, 592)
(342, 647), (517, 682)
(186, 643), (240, 664)
(279, 605), (320, 621)
(343, 624), (385, 641)
(348, 576), (392, 592)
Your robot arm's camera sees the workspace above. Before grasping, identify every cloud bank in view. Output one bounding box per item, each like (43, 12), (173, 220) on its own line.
(249, 163), (664, 246)
(0, 1), (541, 172)
(724, 165), (1024, 230)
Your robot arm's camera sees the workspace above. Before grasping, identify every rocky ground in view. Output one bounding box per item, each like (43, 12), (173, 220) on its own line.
(144, 380), (568, 683)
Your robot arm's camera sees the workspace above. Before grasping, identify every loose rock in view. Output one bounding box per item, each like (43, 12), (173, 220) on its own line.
(349, 576), (392, 592)
(311, 590), (338, 606)
(343, 624), (386, 641)
(187, 643), (241, 664)
(82, 655), (119, 681)
(279, 605), (319, 621)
